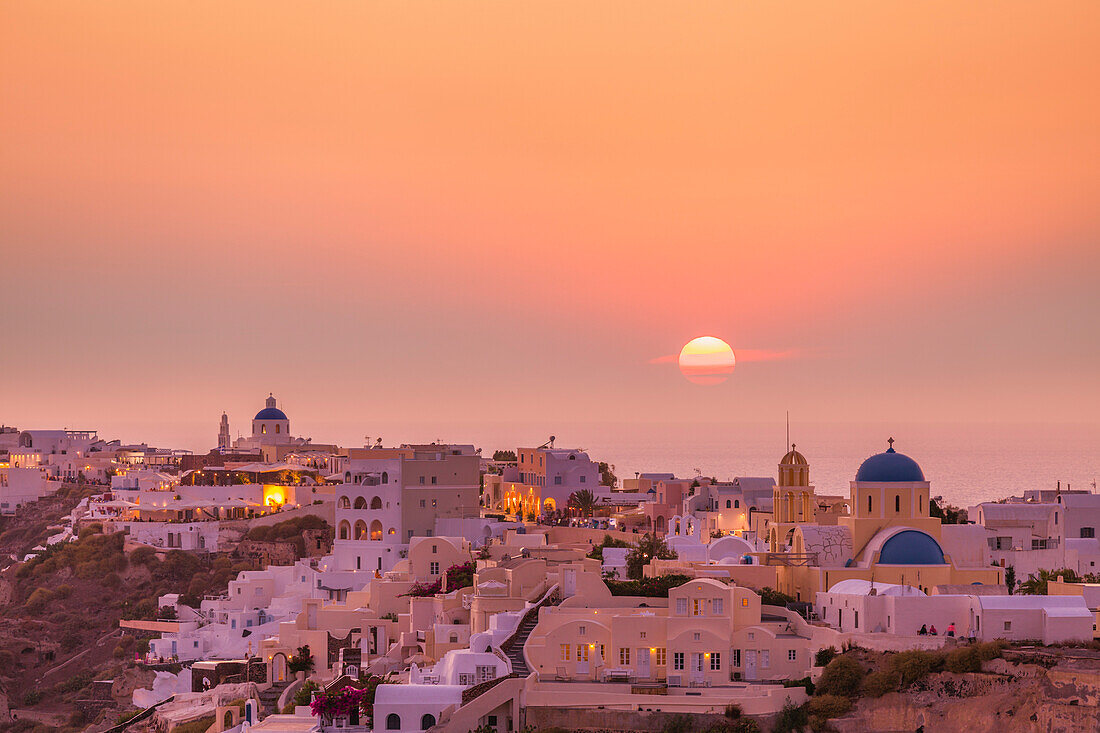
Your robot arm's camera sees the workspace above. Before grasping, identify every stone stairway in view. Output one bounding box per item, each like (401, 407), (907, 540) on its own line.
(503, 608), (542, 675)
(259, 680), (292, 718)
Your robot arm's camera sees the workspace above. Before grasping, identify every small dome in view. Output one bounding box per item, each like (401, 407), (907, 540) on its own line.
(780, 445), (807, 466)
(254, 407), (288, 421)
(878, 530), (945, 565)
(855, 439), (924, 482)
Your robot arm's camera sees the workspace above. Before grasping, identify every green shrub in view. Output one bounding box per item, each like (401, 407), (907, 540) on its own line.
(172, 716), (215, 733)
(771, 702), (809, 733)
(783, 677), (815, 695)
(976, 640), (1006, 661)
(815, 656), (864, 698)
(813, 646), (837, 667)
(79, 522), (104, 539)
(861, 669), (900, 697)
(758, 587), (796, 607)
(22, 690), (43, 706)
(807, 694), (851, 731)
(605, 574), (694, 597)
(661, 714), (693, 733)
(944, 645), (982, 673)
(25, 587), (55, 613)
(704, 720), (760, 733)
(117, 710), (141, 725)
(131, 546), (158, 566)
(890, 650), (944, 688)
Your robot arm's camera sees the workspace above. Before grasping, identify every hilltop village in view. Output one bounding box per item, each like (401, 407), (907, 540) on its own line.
(1, 398), (1099, 733)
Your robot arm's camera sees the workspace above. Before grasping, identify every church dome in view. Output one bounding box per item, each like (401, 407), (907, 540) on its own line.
(254, 407), (288, 421)
(877, 529), (945, 565)
(780, 446), (808, 466)
(855, 440), (924, 482)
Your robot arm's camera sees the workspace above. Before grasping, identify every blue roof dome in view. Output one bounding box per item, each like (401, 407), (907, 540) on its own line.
(878, 530), (945, 565)
(855, 440), (924, 482)
(254, 407), (288, 421)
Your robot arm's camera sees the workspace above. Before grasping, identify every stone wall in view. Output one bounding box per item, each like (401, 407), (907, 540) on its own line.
(525, 708), (758, 733)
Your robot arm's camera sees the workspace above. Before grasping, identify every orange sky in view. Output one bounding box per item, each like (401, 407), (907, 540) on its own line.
(1, 1), (1098, 448)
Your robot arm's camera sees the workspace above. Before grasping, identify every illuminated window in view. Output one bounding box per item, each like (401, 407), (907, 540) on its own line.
(741, 598), (749, 608)
(576, 644), (589, 662)
(692, 599), (703, 616)
(560, 644), (570, 661)
(619, 648), (630, 665)
(655, 648), (666, 666)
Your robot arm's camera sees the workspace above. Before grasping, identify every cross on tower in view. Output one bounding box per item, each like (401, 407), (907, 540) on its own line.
(887, 437), (895, 450)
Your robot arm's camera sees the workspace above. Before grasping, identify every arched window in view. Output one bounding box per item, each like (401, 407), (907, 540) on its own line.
(370, 496), (383, 510)
(734, 499), (740, 509)
(338, 496), (350, 509)
(338, 521), (350, 540)
(420, 714), (436, 729)
(354, 496), (367, 509)
(726, 500), (731, 509)
(261, 425), (267, 434)
(370, 520), (383, 541)
(388, 527), (395, 535)
(867, 495), (873, 514)
(895, 495), (901, 513)
(344, 471), (351, 483)
(275, 424), (281, 434)
(382, 471), (388, 483)
(449, 633), (458, 643)
(919, 495), (923, 514)
(354, 520), (367, 540)
(386, 714), (401, 730)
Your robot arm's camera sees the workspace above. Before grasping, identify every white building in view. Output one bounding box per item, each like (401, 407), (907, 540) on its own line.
(0, 465), (50, 515)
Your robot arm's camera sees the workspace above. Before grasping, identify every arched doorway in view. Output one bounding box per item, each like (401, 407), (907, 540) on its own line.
(420, 713), (436, 729)
(271, 653), (288, 682)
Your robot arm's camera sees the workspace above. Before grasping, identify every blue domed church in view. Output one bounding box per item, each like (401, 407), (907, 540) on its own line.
(771, 439), (1002, 600)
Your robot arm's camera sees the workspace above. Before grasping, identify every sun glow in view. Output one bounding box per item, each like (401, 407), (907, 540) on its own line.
(678, 336), (736, 385)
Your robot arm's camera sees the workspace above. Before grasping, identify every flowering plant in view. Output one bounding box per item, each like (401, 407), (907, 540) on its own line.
(309, 686), (369, 721)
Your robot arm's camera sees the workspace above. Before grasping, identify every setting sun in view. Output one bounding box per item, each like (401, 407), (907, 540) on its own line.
(678, 336), (736, 385)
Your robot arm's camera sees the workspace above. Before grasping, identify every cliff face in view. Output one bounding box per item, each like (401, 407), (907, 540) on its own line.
(832, 655), (1100, 733)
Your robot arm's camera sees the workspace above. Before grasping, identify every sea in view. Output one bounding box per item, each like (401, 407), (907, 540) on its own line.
(301, 420), (1099, 510)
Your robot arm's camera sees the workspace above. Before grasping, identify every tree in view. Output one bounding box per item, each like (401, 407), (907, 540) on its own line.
(929, 498), (967, 524)
(568, 489), (598, 517)
(587, 534), (632, 562)
(492, 450), (516, 462)
(625, 532), (676, 580)
(1004, 565), (1017, 595)
(597, 462), (618, 488)
(288, 645), (314, 674)
(1017, 568), (1079, 595)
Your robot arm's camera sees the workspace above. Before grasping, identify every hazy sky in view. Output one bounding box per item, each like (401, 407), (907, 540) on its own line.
(2, 1), (1098, 451)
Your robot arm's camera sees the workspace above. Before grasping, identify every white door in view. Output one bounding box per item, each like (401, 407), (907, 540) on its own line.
(637, 648), (650, 679)
(563, 568), (577, 597)
(744, 650), (757, 680)
(576, 644), (590, 676)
